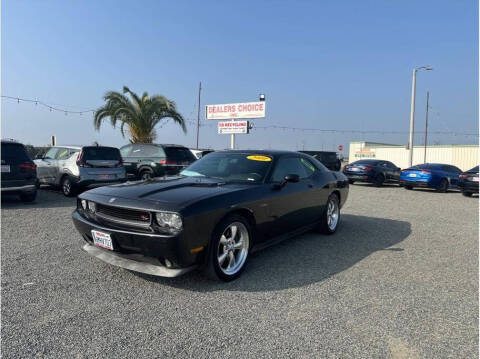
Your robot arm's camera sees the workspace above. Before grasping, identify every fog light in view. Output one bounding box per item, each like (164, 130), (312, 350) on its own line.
(81, 199), (87, 210)
(164, 259), (172, 268)
(88, 201), (96, 213)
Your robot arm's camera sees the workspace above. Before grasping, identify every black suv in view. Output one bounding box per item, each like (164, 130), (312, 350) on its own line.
(120, 143), (197, 180)
(1, 140), (38, 202)
(300, 151), (341, 171)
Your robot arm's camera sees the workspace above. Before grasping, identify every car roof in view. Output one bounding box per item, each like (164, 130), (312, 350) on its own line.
(1, 139), (23, 145)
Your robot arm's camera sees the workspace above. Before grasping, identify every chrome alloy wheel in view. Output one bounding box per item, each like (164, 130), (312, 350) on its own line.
(217, 222), (249, 275)
(327, 197), (339, 231)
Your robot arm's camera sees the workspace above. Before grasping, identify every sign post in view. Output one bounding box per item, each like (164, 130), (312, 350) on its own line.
(206, 101), (265, 149)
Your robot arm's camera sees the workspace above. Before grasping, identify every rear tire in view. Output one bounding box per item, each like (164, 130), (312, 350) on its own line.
(317, 193), (340, 234)
(20, 191), (37, 202)
(374, 174), (385, 187)
(462, 191), (473, 197)
(140, 169), (154, 181)
(404, 185), (413, 190)
(61, 176), (76, 197)
(348, 179), (355, 185)
(204, 214), (252, 282)
(436, 179), (448, 193)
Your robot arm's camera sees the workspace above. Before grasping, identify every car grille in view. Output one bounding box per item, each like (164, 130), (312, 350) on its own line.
(96, 204), (152, 228)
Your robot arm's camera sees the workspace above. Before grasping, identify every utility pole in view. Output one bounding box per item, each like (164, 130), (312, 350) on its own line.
(424, 91), (429, 163)
(408, 69), (417, 167)
(196, 82), (202, 149)
(408, 66), (432, 167)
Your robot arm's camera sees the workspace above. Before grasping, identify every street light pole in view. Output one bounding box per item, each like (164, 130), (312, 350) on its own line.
(424, 91), (429, 163)
(408, 66), (432, 167)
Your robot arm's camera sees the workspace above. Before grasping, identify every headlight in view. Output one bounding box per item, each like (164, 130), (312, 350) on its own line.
(88, 201), (96, 213)
(155, 212), (182, 233)
(80, 199), (87, 210)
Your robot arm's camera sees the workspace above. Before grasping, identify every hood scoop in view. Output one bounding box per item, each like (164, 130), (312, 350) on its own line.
(138, 179), (225, 199)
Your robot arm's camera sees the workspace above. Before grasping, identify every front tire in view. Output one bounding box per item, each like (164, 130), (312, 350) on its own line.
(205, 214), (252, 282)
(404, 185), (413, 190)
(348, 179), (355, 185)
(317, 193), (340, 234)
(462, 191), (473, 197)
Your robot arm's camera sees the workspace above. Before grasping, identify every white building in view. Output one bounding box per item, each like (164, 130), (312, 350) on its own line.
(348, 141), (478, 171)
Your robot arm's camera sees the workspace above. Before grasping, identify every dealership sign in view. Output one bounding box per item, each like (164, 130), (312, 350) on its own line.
(218, 121), (249, 134)
(206, 102), (266, 120)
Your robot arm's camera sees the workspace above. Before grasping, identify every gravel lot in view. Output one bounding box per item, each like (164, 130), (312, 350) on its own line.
(1, 184), (478, 358)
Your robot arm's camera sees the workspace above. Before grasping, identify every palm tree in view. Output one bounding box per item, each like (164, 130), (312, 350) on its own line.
(94, 86), (186, 143)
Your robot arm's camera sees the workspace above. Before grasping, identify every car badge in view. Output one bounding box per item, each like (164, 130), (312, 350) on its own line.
(109, 198), (116, 203)
(140, 214), (149, 221)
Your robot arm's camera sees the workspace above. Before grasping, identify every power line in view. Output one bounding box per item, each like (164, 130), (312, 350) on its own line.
(2, 95), (478, 137)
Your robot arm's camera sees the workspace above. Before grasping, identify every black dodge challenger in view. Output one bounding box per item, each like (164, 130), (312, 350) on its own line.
(72, 150), (349, 281)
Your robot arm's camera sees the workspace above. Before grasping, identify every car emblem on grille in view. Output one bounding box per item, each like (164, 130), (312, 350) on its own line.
(109, 198), (116, 203)
(140, 214), (149, 221)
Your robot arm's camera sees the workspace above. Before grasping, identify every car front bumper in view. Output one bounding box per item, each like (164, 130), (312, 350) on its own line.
(72, 210), (200, 276)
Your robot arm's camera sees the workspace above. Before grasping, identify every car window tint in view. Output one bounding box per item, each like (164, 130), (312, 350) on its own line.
(44, 147), (60, 160)
(449, 166), (461, 173)
(120, 145), (132, 157)
(56, 148), (71, 160)
(82, 147), (121, 161)
(1, 143), (30, 162)
(271, 157), (311, 182)
(164, 147), (196, 162)
(130, 145), (165, 157)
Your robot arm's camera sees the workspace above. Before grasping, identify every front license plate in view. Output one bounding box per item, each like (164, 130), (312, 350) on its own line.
(98, 174), (111, 180)
(91, 230), (113, 250)
(473, 177), (479, 182)
(408, 173), (417, 177)
(1, 165), (10, 173)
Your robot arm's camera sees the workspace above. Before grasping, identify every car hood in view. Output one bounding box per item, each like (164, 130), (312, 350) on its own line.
(80, 176), (253, 210)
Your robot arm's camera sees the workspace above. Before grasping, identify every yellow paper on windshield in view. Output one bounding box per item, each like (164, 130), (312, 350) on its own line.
(247, 155), (272, 162)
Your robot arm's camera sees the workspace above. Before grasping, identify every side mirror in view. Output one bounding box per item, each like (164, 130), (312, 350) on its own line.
(284, 174), (300, 183)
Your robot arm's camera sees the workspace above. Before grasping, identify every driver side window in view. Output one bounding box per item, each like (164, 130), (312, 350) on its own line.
(271, 157), (313, 182)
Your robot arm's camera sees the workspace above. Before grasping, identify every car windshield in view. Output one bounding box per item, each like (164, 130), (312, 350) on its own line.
(83, 147), (121, 161)
(180, 152), (272, 183)
(410, 164), (441, 170)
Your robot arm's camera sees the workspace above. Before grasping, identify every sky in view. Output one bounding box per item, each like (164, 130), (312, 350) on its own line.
(1, 0), (478, 154)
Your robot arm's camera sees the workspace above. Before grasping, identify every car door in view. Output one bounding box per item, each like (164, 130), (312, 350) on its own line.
(265, 156), (319, 237)
(120, 145), (136, 177)
(447, 165), (462, 187)
(36, 147), (60, 184)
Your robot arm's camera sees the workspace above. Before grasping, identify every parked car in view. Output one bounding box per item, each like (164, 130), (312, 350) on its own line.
(35, 145), (126, 197)
(300, 151), (341, 171)
(458, 166), (479, 197)
(120, 143), (197, 180)
(343, 159), (401, 186)
(72, 150), (349, 281)
(399, 163), (462, 192)
(1, 139), (38, 202)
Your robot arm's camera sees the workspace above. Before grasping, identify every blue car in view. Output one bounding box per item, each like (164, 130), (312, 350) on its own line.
(400, 163), (462, 192)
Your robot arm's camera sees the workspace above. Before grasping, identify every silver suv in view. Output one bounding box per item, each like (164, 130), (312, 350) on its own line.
(35, 145), (126, 196)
